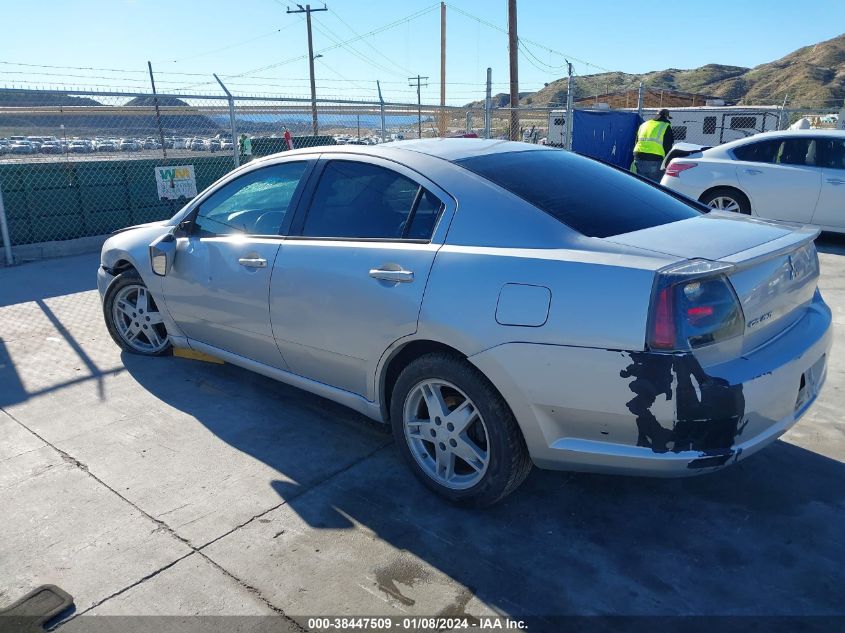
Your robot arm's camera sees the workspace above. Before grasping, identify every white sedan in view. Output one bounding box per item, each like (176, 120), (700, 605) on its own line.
(661, 130), (845, 233)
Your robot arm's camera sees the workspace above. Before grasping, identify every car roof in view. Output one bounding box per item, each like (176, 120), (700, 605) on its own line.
(272, 138), (550, 164)
(731, 129), (845, 143)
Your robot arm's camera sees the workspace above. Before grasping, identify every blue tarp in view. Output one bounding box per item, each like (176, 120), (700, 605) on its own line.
(571, 110), (641, 168)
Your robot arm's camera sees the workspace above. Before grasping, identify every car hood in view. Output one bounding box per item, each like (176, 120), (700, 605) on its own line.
(110, 220), (169, 236)
(603, 212), (804, 260)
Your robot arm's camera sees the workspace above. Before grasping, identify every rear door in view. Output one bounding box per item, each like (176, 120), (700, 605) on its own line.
(162, 160), (312, 368)
(269, 155), (453, 398)
(734, 137), (822, 222)
(811, 137), (845, 230)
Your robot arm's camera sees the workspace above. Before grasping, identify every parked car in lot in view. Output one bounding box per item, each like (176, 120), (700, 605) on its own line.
(39, 141), (64, 154)
(662, 130), (845, 233)
(10, 141), (36, 154)
(98, 139), (831, 506)
(188, 138), (208, 151)
(119, 139), (141, 152)
(67, 140), (90, 154)
(220, 139), (234, 151)
(97, 140), (117, 152)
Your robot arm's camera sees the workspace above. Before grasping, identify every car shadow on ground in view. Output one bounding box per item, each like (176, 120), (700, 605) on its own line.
(123, 351), (845, 620)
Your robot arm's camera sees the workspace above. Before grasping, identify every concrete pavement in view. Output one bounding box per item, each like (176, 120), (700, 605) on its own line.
(1, 238), (844, 631)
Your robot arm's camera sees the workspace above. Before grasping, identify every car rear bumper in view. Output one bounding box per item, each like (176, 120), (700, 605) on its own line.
(659, 177), (705, 200)
(469, 293), (832, 476)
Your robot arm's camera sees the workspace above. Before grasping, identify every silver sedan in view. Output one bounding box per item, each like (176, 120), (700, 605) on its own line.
(98, 139), (831, 506)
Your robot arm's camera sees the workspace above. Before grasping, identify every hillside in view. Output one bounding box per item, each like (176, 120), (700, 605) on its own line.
(0, 90), (101, 107)
(472, 33), (845, 109)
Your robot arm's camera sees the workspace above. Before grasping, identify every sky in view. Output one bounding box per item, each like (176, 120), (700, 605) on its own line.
(2, 0), (844, 105)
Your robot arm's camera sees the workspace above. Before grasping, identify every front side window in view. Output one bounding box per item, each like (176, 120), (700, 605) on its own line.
(301, 160), (442, 240)
(193, 162), (308, 237)
(733, 138), (816, 166)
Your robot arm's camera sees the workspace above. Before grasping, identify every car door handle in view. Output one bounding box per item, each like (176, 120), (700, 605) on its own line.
(827, 178), (845, 185)
(369, 267), (414, 283)
(238, 257), (267, 268)
(744, 168), (763, 175)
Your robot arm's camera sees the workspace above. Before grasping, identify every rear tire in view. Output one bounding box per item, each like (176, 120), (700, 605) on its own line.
(700, 187), (751, 215)
(390, 352), (532, 507)
(103, 270), (172, 356)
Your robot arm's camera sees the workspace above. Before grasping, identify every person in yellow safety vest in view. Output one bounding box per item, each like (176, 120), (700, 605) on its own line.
(631, 109), (675, 182)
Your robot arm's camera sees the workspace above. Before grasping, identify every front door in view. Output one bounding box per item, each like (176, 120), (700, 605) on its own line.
(163, 160), (311, 368)
(811, 137), (845, 230)
(269, 156), (452, 397)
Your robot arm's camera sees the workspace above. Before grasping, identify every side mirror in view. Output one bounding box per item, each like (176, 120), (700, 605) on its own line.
(175, 218), (193, 237)
(149, 233), (176, 276)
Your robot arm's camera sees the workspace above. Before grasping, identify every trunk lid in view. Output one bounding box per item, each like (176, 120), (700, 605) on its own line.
(607, 213), (821, 352)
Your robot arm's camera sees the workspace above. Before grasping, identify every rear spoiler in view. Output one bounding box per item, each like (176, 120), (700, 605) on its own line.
(662, 143), (712, 170)
(720, 222), (820, 269)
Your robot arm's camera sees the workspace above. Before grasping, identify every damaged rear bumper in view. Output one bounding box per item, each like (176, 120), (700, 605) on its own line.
(469, 295), (832, 476)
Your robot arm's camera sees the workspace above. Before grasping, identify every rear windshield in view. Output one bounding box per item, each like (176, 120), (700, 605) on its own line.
(456, 149), (701, 238)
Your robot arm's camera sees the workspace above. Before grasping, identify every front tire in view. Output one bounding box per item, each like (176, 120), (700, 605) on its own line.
(700, 187), (751, 214)
(103, 270), (171, 356)
(390, 353), (532, 507)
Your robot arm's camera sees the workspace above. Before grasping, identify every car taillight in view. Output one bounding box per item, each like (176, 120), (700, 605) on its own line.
(647, 259), (745, 351)
(664, 161), (697, 178)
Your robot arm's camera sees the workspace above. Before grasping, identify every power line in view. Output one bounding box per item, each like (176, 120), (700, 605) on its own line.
(311, 20), (406, 78)
(155, 21), (304, 64)
(180, 3), (440, 89)
(327, 7), (416, 76)
(446, 2), (613, 74)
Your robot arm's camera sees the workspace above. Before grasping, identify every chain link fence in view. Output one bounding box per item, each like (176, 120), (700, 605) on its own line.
(1, 84), (833, 263)
(0, 87), (473, 257)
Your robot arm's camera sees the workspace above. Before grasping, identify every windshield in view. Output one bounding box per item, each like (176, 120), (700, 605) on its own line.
(456, 149), (701, 238)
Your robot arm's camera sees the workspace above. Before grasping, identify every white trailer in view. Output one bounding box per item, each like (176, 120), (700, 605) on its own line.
(547, 105), (783, 148)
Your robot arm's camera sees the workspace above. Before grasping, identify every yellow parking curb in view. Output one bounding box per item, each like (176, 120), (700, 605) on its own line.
(173, 347), (225, 364)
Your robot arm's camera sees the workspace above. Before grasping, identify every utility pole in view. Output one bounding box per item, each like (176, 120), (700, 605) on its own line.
(147, 61), (167, 158)
(409, 75), (428, 139)
(507, 0), (519, 140)
(439, 1), (446, 137)
(484, 67), (492, 139)
(565, 61), (573, 150)
(377, 80), (386, 142)
(636, 81), (645, 119)
(287, 3), (327, 136)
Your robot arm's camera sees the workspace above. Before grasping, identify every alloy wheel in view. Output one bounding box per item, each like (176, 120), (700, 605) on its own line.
(111, 284), (169, 353)
(707, 196), (741, 213)
(403, 378), (490, 490)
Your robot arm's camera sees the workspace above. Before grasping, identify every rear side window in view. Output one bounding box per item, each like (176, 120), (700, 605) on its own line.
(302, 160), (442, 240)
(456, 149), (700, 238)
(733, 139), (780, 163)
